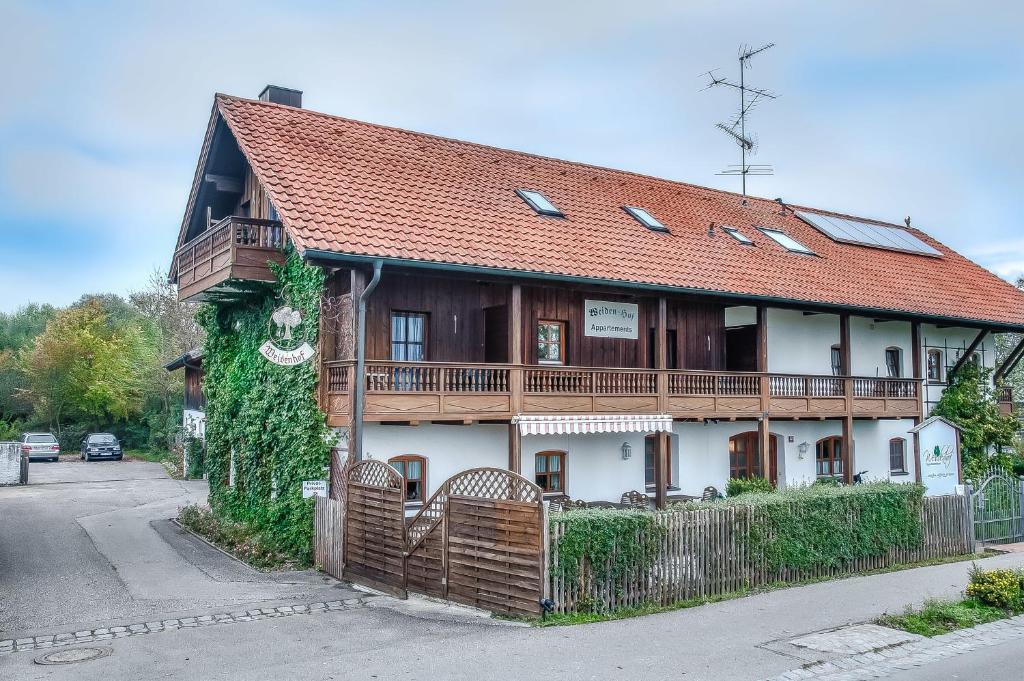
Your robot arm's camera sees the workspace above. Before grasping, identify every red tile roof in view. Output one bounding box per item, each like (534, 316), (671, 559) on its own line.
(216, 94), (1024, 329)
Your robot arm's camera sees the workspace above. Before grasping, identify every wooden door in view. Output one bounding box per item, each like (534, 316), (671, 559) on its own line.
(484, 305), (509, 363)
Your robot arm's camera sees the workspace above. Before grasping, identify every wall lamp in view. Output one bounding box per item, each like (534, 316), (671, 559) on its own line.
(621, 442), (632, 460)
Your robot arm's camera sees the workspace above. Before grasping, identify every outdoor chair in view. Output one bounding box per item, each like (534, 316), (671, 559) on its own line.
(620, 490), (650, 509)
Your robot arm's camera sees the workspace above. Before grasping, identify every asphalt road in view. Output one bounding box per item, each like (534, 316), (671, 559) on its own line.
(0, 458), (354, 637)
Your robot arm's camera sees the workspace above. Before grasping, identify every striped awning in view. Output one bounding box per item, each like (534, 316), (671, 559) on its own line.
(514, 414), (673, 436)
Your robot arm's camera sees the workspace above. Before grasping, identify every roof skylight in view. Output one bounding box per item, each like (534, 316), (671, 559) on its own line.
(758, 227), (815, 255)
(623, 206), (668, 232)
(515, 189), (563, 217)
(794, 210), (942, 257)
(721, 226), (753, 245)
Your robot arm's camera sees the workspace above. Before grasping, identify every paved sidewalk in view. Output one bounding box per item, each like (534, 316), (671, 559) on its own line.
(2, 547), (1023, 680)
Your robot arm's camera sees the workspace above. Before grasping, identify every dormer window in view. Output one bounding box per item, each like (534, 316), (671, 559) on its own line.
(623, 206), (668, 232)
(758, 227), (815, 255)
(722, 226), (754, 245)
(515, 189), (563, 217)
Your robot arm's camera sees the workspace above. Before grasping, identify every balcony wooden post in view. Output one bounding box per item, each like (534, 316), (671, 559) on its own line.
(756, 306), (771, 478)
(508, 423), (522, 475)
(654, 431), (669, 510)
(840, 313), (853, 484)
(510, 284), (523, 415)
(656, 297), (668, 412)
(349, 268), (368, 432)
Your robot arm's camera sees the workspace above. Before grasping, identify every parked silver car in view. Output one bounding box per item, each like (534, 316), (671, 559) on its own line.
(81, 433), (122, 461)
(21, 433), (60, 462)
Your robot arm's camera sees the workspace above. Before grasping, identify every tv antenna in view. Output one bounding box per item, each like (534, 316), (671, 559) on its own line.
(702, 42), (777, 198)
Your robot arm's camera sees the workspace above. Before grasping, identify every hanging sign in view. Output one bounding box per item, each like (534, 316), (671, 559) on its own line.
(302, 480), (328, 498)
(584, 300), (639, 339)
(913, 417), (961, 497)
(260, 305), (316, 366)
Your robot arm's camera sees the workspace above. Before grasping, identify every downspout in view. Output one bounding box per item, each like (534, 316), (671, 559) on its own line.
(352, 260), (383, 461)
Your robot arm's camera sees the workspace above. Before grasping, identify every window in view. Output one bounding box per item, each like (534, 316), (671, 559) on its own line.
(391, 312), (427, 361)
(389, 455), (427, 502)
(644, 434), (673, 488)
(831, 345), (843, 376)
(722, 226), (754, 245)
(535, 451), (565, 492)
(889, 438), (907, 475)
(729, 432), (777, 482)
(758, 227), (815, 255)
(537, 320), (566, 364)
(885, 347), (903, 378)
(623, 206), (668, 232)
(515, 189), (563, 217)
(927, 349), (943, 382)
(266, 198), (279, 222)
(816, 436), (844, 479)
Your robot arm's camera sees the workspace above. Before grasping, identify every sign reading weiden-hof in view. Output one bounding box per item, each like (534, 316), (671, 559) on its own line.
(260, 305), (316, 366)
(584, 300), (639, 339)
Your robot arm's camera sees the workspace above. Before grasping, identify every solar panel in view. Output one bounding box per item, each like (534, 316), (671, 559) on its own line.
(795, 211), (942, 257)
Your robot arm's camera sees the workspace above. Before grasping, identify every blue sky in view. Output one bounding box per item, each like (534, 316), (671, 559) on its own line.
(1, 1), (1022, 311)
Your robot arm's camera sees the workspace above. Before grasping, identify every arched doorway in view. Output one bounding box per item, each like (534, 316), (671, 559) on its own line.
(729, 432), (778, 484)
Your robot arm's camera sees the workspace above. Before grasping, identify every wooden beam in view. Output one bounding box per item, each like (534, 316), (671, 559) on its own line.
(947, 330), (987, 384)
(758, 416), (771, 484)
(756, 306), (768, 372)
(840, 313), (853, 484)
(995, 336), (1024, 383)
(842, 414), (854, 485)
(509, 284), (523, 364)
(507, 423), (521, 474)
(654, 431), (669, 510)
(204, 173), (243, 193)
(656, 297), (668, 369)
(839, 313), (852, 376)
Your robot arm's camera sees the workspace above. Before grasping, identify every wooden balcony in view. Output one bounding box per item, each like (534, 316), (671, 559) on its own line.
(999, 386), (1015, 416)
(174, 216), (287, 301)
(323, 361), (922, 425)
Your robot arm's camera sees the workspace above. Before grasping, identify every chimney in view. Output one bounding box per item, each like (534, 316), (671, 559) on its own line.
(259, 85), (302, 108)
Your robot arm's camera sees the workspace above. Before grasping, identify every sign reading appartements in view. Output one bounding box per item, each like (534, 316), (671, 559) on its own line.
(584, 300), (639, 339)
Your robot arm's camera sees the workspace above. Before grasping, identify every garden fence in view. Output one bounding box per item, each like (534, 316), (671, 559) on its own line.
(548, 493), (974, 614)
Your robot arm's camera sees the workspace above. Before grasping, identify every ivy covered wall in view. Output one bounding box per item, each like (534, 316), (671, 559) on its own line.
(197, 252), (331, 564)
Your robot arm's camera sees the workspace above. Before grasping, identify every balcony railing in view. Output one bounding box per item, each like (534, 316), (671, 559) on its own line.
(322, 360), (922, 424)
(999, 386), (1015, 415)
(174, 216), (286, 301)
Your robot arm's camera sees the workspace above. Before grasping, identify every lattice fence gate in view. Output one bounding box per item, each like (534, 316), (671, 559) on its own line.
(971, 468), (1024, 545)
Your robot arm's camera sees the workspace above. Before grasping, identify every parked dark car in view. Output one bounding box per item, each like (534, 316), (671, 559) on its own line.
(21, 433), (60, 462)
(81, 433), (123, 461)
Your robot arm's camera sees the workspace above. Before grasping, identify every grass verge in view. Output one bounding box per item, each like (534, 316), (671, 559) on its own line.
(177, 504), (303, 571)
(878, 598), (1020, 637)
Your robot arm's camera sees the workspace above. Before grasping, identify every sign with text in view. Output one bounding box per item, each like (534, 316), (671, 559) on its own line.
(261, 305), (316, 366)
(915, 418), (961, 497)
(584, 300), (639, 339)
(302, 480), (328, 499)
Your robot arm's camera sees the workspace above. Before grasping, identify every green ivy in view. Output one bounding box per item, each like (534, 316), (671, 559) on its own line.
(687, 482), (925, 572)
(198, 250), (330, 565)
(551, 508), (666, 583)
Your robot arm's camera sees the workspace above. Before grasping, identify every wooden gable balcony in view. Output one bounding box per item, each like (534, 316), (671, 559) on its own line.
(322, 360), (922, 425)
(999, 386), (1015, 415)
(174, 216), (287, 301)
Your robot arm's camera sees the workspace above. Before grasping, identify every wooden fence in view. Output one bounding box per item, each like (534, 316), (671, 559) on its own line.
(314, 496), (345, 580)
(549, 493), (974, 614)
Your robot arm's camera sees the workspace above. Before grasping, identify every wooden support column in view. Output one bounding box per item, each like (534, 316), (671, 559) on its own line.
(509, 284), (523, 418)
(756, 306), (771, 481)
(348, 268), (368, 429)
(654, 431), (669, 510)
(508, 423), (522, 475)
(911, 321), (923, 483)
(656, 297), (668, 412)
(839, 313), (854, 484)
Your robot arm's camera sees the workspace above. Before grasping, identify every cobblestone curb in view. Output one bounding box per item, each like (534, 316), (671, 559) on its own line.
(762, 614), (1024, 680)
(0, 597), (375, 656)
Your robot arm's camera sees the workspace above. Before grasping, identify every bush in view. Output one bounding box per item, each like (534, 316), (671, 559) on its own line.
(550, 508), (666, 586)
(178, 504), (299, 570)
(681, 482), (925, 572)
(726, 476), (774, 497)
(966, 565), (1024, 609)
(184, 436), (205, 479)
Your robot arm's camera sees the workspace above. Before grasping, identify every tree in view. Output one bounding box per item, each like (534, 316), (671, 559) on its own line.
(995, 276), (1024, 409)
(931, 362), (1020, 480)
(21, 300), (152, 433)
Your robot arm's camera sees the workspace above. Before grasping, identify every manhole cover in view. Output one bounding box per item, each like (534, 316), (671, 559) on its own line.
(34, 646), (113, 665)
